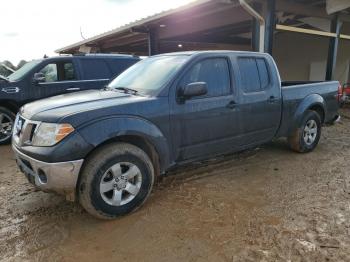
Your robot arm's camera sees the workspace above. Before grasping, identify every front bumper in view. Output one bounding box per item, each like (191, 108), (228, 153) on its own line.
(13, 145), (84, 201)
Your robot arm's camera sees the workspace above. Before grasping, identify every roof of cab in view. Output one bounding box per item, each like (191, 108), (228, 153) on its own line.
(153, 50), (265, 57)
(42, 53), (140, 62)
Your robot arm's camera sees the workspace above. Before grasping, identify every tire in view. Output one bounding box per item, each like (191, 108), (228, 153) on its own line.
(0, 107), (16, 145)
(78, 142), (155, 219)
(288, 110), (322, 153)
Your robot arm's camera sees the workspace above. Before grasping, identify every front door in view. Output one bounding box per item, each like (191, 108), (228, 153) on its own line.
(170, 57), (241, 161)
(32, 60), (80, 99)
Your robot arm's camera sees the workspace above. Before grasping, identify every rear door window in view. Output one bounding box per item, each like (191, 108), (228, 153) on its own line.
(238, 57), (260, 92)
(181, 58), (231, 98)
(238, 57), (270, 92)
(80, 59), (111, 80)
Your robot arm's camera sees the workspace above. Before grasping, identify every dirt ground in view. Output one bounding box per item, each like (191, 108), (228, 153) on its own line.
(1, 109), (350, 262)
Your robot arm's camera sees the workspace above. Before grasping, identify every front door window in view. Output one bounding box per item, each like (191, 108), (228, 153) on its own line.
(38, 62), (76, 82)
(39, 63), (58, 82)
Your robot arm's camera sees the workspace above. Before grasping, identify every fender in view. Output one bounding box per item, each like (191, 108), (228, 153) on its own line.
(289, 94), (326, 134)
(77, 116), (171, 172)
(0, 99), (20, 113)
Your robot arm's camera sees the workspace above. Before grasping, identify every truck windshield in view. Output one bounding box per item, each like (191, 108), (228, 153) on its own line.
(7, 60), (41, 82)
(108, 55), (189, 95)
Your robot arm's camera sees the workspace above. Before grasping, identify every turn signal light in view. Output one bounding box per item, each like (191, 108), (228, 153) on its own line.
(55, 124), (75, 143)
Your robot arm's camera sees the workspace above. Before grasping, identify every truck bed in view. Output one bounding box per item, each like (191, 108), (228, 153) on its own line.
(278, 81), (340, 137)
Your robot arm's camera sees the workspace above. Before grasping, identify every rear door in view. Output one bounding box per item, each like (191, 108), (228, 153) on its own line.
(78, 58), (111, 90)
(236, 56), (281, 145)
(32, 59), (81, 99)
(170, 56), (241, 161)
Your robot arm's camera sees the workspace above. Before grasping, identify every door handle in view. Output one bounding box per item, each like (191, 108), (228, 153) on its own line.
(66, 87), (80, 91)
(267, 96), (278, 103)
(226, 100), (237, 109)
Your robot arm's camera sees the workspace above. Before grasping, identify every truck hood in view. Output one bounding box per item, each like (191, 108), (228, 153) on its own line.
(20, 89), (143, 121)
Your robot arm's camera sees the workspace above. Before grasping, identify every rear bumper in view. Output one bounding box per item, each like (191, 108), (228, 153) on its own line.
(13, 145), (83, 201)
(334, 115), (341, 123)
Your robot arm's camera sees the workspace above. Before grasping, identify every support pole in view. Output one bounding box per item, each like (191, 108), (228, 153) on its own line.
(326, 14), (342, 81)
(239, 0), (265, 53)
(264, 0), (276, 54)
(252, 3), (261, 52)
(148, 28), (159, 56)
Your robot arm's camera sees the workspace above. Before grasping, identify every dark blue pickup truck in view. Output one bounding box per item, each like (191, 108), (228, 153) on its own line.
(0, 54), (140, 144)
(12, 51), (340, 219)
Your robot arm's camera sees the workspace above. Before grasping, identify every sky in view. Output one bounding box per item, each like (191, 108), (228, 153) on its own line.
(0, 0), (194, 65)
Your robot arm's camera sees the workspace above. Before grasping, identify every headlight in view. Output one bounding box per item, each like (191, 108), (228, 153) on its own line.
(32, 123), (75, 147)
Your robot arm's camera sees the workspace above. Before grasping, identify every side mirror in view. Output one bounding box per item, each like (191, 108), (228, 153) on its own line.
(33, 73), (46, 84)
(182, 82), (207, 98)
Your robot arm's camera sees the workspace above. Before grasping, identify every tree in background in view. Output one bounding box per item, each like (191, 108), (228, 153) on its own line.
(17, 60), (27, 69)
(0, 59), (28, 77)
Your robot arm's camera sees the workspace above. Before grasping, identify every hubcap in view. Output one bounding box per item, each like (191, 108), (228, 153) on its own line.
(99, 162), (142, 206)
(303, 119), (318, 146)
(0, 113), (13, 143)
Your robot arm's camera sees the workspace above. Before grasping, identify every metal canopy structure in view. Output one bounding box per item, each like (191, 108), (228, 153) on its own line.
(56, 0), (254, 55)
(56, 0), (350, 81)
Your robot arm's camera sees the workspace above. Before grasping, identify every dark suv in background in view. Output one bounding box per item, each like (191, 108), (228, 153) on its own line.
(0, 54), (140, 144)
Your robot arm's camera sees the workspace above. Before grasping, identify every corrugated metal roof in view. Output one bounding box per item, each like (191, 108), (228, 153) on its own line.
(55, 0), (217, 53)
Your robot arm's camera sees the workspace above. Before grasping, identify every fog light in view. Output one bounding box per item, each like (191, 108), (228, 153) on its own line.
(38, 169), (48, 183)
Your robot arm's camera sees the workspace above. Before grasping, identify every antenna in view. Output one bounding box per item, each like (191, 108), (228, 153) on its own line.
(80, 26), (86, 40)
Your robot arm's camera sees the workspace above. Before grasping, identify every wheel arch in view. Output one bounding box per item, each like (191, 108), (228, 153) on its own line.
(288, 94), (326, 136)
(77, 116), (171, 174)
(0, 100), (20, 113)
(308, 104), (325, 123)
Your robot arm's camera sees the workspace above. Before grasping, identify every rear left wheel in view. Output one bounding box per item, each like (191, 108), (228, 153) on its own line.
(288, 110), (322, 153)
(78, 142), (155, 219)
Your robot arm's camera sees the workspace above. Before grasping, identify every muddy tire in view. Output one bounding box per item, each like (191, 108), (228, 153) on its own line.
(288, 110), (322, 153)
(78, 142), (155, 219)
(0, 107), (16, 145)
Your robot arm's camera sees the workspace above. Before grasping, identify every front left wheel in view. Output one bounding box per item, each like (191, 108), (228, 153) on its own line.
(0, 107), (15, 145)
(78, 142), (155, 219)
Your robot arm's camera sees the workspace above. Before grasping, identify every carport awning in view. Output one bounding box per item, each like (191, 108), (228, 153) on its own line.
(55, 0), (253, 55)
(56, 0), (350, 56)
(327, 0), (350, 14)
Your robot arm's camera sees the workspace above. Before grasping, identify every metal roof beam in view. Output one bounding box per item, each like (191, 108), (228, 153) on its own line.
(276, 0), (328, 18)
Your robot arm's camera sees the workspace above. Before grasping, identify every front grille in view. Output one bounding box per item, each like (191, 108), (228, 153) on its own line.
(21, 123), (37, 144)
(13, 115), (40, 146)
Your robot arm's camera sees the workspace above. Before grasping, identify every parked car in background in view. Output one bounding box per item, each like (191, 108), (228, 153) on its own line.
(12, 51), (340, 219)
(340, 83), (350, 105)
(0, 54), (140, 144)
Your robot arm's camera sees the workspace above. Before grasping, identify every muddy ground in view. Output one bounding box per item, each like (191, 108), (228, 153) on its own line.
(1, 109), (350, 262)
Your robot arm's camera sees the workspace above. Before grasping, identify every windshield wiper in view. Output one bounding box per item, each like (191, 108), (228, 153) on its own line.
(114, 87), (139, 95)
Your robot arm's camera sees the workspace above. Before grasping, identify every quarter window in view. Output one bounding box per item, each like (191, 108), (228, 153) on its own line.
(181, 58), (231, 98)
(256, 58), (270, 89)
(63, 63), (76, 80)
